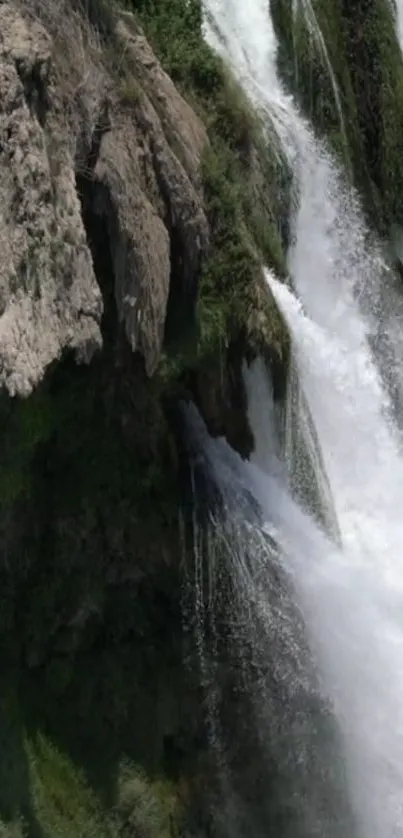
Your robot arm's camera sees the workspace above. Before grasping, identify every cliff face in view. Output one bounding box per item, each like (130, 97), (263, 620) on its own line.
(0, 4), (102, 395)
(0, 1), (210, 391)
(4, 0), (403, 834)
(0, 1), (291, 835)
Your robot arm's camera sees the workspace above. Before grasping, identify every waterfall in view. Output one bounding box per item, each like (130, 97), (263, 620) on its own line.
(396, 0), (403, 50)
(264, 278), (403, 837)
(184, 401), (358, 838)
(290, 0), (348, 147)
(243, 355), (339, 540)
(189, 0), (403, 835)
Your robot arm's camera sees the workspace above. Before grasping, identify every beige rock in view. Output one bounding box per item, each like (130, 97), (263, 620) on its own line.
(115, 16), (207, 181)
(0, 1), (209, 391)
(93, 86), (209, 373)
(0, 4), (102, 396)
(88, 13), (209, 374)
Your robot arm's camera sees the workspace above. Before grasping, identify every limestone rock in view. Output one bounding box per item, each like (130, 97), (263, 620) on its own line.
(115, 16), (207, 181)
(0, 2), (209, 390)
(89, 15), (209, 374)
(92, 86), (209, 373)
(0, 4), (103, 396)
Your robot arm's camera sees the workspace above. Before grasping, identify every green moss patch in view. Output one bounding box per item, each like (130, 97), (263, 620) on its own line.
(105, 0), (292, 372)
(271, 0), (403, 233)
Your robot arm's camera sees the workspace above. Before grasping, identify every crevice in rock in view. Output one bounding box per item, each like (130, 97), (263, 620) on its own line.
(183, 342), (254, 460)
(75, 103), (117, 347)
(146, 137), (204, 349)
(164, 225), (198, 347)
(72, 0), (117, 38)
(15, 59), (50, 128)
(76, 100), (110, 180)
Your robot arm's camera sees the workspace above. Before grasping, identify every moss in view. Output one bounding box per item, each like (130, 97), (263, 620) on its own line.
(118, 75), (142, 105)
(157, 76), (290, 384)
(270, 0), (403, 233)
(0, 597), (200, 834)
(270, 0), (357, 162)
(114, 0), (291, 371)
(345, 0), (403, 229)
(26, 736), (181, 838)
(121, 0), (223, 96)
(0, 821), (25, 838)
(198, 139), (288, 357)
(0, 389), (54, 506)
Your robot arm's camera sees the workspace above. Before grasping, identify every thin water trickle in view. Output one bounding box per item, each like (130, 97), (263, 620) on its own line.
(291, 0), (348, 149)
(199, 0), (403, 835)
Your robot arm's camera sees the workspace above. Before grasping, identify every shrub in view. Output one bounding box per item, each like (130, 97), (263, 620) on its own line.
(26, 734), (112, 838)
(115, 760), (179, 838)
(0, 820), (25, 838)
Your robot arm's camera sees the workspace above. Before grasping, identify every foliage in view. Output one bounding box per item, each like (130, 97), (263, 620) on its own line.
(26, 736), (180, 838)
(117, 0), (291, 368)
(115, 760), (179, 838)
(356, 0), (403, 229)
(0, 821), (25, 838)
(0, 698), (184, 838)
(122, 0), (223, 95)
(26, 734), (110, 838)
(270, 0), (403, 233)
(198, 140), (288, 358)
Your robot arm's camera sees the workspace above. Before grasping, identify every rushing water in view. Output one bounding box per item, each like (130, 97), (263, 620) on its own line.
(190, 0), (403, 835)
(396, 0), (403, 51)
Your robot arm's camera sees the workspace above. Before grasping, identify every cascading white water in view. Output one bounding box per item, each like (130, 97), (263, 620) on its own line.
(200, 0), (403, 835)
(396, 0), (403, 51)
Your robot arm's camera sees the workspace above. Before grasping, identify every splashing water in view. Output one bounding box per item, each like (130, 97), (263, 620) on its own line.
(197, 0), (403, 835)
(185, 399), (358, 838)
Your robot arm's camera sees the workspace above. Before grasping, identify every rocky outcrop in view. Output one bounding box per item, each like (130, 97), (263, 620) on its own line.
(115, 14), (207, 180)
(89, 24), (209, 371)
(0, 0), (209, 392)
(0, 5), (102, 396)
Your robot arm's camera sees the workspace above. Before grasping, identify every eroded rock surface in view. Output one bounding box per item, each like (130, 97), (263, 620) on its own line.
(0, 5), (102, 395)
(0, 1), (209, 392)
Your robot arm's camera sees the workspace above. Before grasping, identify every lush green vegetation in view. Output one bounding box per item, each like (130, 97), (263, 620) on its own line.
(0, 695), (184, 838)
(271, 0), (356, 163)
(270, 0), (403, 234)
(113, 0), (291, 369)
(271, 0), (403, 233)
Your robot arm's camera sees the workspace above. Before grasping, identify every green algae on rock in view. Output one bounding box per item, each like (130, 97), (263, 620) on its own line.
(270, 0), (403, 235)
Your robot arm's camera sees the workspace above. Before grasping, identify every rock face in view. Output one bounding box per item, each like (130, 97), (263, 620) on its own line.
(0, 1), (209, 392)
(0, 5), (102, 396)
(90, 18), (209, 373)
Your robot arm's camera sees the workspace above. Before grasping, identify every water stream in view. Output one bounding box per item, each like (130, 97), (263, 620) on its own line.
(192, 0), (403, 835)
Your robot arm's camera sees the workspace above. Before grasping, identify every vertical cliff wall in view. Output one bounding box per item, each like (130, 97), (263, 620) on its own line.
(0, 0), (292, 835)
